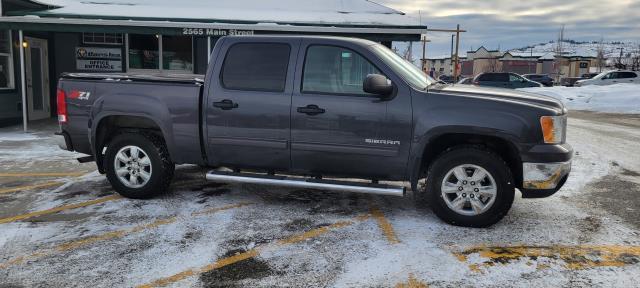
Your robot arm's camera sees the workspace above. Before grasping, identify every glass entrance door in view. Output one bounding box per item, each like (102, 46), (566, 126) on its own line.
(25, 37), (50, 121)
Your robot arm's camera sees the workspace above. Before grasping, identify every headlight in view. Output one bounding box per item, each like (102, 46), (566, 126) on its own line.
(540, 115), (566, 144)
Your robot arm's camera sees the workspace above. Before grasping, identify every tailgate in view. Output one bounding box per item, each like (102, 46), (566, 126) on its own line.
(58, 79), (97, 155)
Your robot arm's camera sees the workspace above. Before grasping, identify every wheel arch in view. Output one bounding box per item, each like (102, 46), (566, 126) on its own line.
(409, 128), (522, 192)
(92, 113), (175, 173)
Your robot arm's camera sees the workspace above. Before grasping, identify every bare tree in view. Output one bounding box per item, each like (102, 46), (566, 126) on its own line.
(403, 41), (415, 64)
(596, 37), (605, 73)
(614, 47), (627, 70)
(633, 45), (640, 71)
(553, 25), (565, 82)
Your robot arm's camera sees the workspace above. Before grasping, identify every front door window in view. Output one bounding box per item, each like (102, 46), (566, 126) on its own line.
(302, 45), (381, 96)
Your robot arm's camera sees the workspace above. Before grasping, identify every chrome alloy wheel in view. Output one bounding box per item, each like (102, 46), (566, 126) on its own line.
(114, 145), (152, 188)
(441, 164), (497, 216)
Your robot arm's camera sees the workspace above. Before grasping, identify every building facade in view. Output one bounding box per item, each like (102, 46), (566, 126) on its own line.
(424, 46), (596, 80)
(0, 0), (425, 128)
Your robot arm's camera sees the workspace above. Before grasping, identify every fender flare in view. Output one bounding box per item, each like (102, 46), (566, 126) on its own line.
(89, 95), (178, 170)
(408, 126), (522, 192)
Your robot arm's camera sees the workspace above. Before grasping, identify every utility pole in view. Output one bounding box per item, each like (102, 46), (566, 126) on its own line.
(450, 34), (455, 76)
(453, 24), (461, 82)
(617, 47), (624, 69)
(530, 47), (535, 73)
(421, 35), (431, 72)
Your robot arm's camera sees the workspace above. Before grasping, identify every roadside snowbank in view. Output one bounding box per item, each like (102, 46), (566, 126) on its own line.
(519, 83), (640, 114)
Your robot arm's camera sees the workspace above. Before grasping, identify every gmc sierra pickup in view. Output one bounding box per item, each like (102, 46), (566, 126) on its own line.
(56, 36), (572, 227)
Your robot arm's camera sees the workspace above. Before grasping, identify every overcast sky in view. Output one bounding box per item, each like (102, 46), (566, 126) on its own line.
(377, 0), (640, 55)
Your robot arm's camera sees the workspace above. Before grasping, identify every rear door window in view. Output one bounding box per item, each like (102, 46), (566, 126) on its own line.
(618, 72), (637, 79)
(221, 43), (290, 92)
(494, 74), (509, 82)
(302, 45), (381, 95)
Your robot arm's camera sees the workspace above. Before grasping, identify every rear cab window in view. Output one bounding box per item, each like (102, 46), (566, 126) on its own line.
(221, 43), (291, 92)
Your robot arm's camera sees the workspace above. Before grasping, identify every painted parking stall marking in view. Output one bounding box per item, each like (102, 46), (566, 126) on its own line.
(137, 214), (371, 288)
(0, 181), (64, 195)
(370, 204), (400, 244)
(0, 170), (92, 195)
(0, 202), (252, 269)
(0, 172), (87, 177)
(0, 194), (122, 224)
(453, 245), (640, 272)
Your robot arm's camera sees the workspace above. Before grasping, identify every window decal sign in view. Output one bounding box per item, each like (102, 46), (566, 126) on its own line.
(76, 47), (123, 72)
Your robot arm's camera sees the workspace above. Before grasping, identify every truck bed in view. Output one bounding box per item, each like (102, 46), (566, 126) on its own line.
(58, 72), (205, 165)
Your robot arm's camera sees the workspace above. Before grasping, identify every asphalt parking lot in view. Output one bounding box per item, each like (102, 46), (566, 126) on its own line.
(1, 114), (640, 288)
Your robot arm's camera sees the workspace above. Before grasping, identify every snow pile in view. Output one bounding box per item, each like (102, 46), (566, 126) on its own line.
(0, 131), (41, 142)
(519, 84), (640, 114)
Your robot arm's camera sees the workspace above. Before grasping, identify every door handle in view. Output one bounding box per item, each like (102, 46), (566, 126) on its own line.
(213, 99), (238, 110)
(297, 104), (325, 116)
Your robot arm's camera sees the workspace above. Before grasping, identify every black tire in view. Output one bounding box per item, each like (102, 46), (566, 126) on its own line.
(422, 145), (514, 228)
(104, 133), (174, 199)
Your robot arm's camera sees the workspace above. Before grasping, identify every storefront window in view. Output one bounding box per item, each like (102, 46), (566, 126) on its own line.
(83, 33), (123, 45)
(163, 35), (193, 72)
(0, 30), (14, 89)
(127, 34), (193, 73)
(128, 34), (159, 70)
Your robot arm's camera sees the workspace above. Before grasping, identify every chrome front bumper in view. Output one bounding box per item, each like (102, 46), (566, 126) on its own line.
(522, 161), (572, 190)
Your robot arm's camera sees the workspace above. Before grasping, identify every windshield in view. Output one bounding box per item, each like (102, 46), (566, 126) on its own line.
(593, 71), (610, 80)
(370, 44), (435, 90)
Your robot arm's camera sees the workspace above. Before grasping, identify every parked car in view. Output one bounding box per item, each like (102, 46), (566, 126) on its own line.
(456, 77), (472, 85)
(581, 73), (599, 79)
(523, 74), (554, 87)
(575, 70), (639, 86)
(473, 72), (543, 89)
(560, 77), (583, 87)
(56, 36), (572, 228)
(438, 75), (455, 84)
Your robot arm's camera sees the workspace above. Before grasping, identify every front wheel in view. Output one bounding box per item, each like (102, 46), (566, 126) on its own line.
(104, 133), (174, 199)
(421, 146), (515, 227)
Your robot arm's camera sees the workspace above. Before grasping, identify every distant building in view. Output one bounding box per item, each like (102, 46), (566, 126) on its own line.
(422, 46), (597, 80)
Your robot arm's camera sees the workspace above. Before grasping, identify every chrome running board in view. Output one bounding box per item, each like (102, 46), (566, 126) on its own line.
(206, 170), (405, 197)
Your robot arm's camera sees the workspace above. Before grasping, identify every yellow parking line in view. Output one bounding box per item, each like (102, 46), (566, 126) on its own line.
(370, 205), (400, 244)
(395, 273), (429, 288)
(0, 194), (122, 224)
(454, 245), (640, 271)
(137, 214), (370, 288)
(0, 181), (64, 195)
(0, 172), (87, 177)
(0, 202), (251, 269)
(191, 202), (252, 217)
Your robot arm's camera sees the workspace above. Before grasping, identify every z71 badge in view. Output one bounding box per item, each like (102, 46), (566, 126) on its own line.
(69, 90), (91, 100)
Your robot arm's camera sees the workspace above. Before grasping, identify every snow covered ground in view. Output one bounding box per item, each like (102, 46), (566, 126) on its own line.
(520, 83), (640, 114)
(1, 114), (640, 287)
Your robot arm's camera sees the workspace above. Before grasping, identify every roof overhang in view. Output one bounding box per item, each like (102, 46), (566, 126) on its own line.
(0, 16), (425, 41)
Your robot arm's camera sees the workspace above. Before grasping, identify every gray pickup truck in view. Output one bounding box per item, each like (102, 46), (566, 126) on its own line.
(56, 36), (572, 227)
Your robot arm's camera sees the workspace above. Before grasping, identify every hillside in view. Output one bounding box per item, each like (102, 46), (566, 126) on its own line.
(510, 41), (638, 59)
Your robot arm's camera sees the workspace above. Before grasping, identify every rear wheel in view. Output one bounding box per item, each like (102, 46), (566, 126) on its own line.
(420, 146), (514, 227)
(104, 133), (174, 199)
